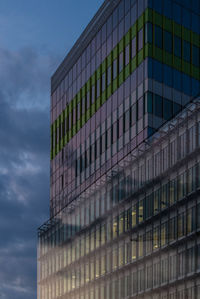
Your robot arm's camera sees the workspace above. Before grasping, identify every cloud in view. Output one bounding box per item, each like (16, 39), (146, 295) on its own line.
(0, 47), (60, 299)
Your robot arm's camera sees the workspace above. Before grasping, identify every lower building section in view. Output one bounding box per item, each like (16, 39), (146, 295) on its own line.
(38, 99), (200, 299)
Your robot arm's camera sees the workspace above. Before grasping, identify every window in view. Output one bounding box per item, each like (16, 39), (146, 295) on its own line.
(96, 258), (100, 278)
(131, 103), (136, 125)
(119, 51), (124, 73)
(170, 140), (177, 166)
(154, 189), (160, 214)
(174, 36), (181, 57)
(132, 270), (137, 295)
(138, 199), (144, 223)
(131, 237), (137, 260)
(169, 217), (177, 242)
(161, 183), (168, 210)
(189, 125), (196, 153)
(146, 264), (152, 289)
(91, 85), (95, 104)
(146, 92), (153, 113)
(187, 287), (195, 299)
(178, 172), (186, 200)
(138, 233), (144, 257)
(154, 152), (161, 176)
(169, 179), (177, 205)
(187, 207), (196, 233)
(86, 91), (90, 110)
(119, 213), (124, 235)
(113, 59), (118, 79)
(179, 132), (186, 158)
(155, 25), (163, 48)
(153, 226), (159, 250)
(164, 31), (172, 53)
(132, 204), (137, 227)
(145, 194), (153, 219)
(188, 166), (196, 194)
(146, 230), (152, 254)
(113, 217), (118, 239)
(161, 256), (168, 283)
(162, 146), (169, 171)
(97, 79), (100, 98)
(145, 22), (153, 44)
(154, 94), (163, 118)
(163, 98), (172, 120)
(138, 267), (144, 291)
(137, 97), (144, 120)
(131, 37), (136, 58)
(112, 247), (118, 270)
(161, 222), (167, 247)
(102, 72), (106, 92)
(178, 212), (186, 238)
(153, 260), (160, 287)
(183, 41), (191, 62)
(138, 28), (143, 51)
(187, 247), (195, 273)
(169, 253), (177, 280)
(124, 109), (130, 132)
(178, 250), (186, 277)
(125, 44), (130, 65)
(197, 244), (200, 271)
(107, 66), (111, 86)
(118, 246), (124, 267)
(192, 45), (200, 67)
(125, 242), (131, 264)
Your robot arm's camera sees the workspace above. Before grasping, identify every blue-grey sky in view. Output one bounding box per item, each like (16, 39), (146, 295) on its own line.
(0, 1), (104, 298)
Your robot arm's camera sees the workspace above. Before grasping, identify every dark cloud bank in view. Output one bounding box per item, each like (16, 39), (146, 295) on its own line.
(0, 47), (60, 299)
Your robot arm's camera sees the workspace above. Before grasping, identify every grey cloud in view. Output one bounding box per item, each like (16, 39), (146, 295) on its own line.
(0, 47), (60, 299)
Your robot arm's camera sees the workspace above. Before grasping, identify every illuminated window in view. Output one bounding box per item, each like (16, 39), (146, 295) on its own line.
(131, 237), (137, 260)
(95, 258), (100, 278)
(113, 217), (118, 239)
(153, 226), (159, 250)
(161, 222), (167, 247)
(132, 204), (137, 227)
(113, 248), (118, 270)
(138, 199), (144, 223)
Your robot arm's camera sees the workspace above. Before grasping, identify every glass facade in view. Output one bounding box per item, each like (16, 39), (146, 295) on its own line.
(38, 1), (200, 298)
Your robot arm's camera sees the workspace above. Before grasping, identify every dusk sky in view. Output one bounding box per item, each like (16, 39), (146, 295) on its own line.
(0, 1), (104, 298)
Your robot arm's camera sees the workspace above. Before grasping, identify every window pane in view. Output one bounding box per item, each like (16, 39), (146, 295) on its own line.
(107, 66), (111, 86)
(183, 40), (191, 62)
(138, 28), (143, 50)
(113, 59), (118, 79)
(131, 37), (136, 58)
(192, 45), (200, 67)
(174, 36), (181, 57)
(125, 45), (130, 65)
(164, 30), (172, 53)
(163, 98), (172, 120)
(145, 22), (153, 44)
(155, 25), (163, 48)
(119, 51), (124, 72)
(154, 94), (163, 118)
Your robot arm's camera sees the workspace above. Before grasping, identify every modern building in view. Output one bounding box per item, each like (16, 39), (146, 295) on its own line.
(37, 1), (200, 298)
